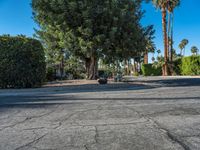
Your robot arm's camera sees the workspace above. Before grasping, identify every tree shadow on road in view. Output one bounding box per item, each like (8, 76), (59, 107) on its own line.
(0, 77), (200, 108)
(0, 95), (200, 109)
(137, 78), (200, 87)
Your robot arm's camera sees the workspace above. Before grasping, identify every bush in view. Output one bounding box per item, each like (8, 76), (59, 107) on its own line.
(181, 56), (200, 75)
(98, 69), (113, 78)
(141, 64), (162, 76)
(172, 58), (182, 75)
(0, 35), (46, 88)
(46, 66), (56, 81)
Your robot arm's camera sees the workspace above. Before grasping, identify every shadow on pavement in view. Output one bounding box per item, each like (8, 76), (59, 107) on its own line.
(0, 95), (200, 109)
(0, 78), (200, 108)
(140, 78), (200, 87)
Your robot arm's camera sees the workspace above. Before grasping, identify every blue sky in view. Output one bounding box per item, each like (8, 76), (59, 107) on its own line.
(0, 0), (199, 57)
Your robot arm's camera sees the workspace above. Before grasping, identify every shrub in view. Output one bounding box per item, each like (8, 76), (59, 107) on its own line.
(141, 64), (162, 76)
(181, 56), (200, 75)
(98, 69), (113, 78)
(0, 35), (46, 88)
(133, 72), (139, 76)
(46, 66), (56, 81)
(172, 58), (182, 75)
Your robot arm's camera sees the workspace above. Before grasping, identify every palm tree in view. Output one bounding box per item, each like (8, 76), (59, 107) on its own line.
(152, 56), (155, 63)
(150, 0), (180, 75)
(182, 39), (189, 56)
(144, 40), (155, 64)
(167, 0), (180, 61)
(152, 0), (169, 75)
(191, 46), (199, 55)
(157, 49), (161, 55)
(179, 39), (189, 56)
(178, 42), (184, 56)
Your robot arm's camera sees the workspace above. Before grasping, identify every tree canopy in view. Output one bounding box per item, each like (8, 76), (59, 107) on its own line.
(32, 0), (154, 79)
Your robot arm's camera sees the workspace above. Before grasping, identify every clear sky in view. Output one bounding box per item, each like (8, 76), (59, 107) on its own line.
(0, 0), (199, 57)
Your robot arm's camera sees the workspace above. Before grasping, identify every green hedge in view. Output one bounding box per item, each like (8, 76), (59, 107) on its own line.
(0, 35), (46, 88)
(141, 64), (162, 76)
(46, 66), (56, 81)
(181, 56), (200, 75)
(172, 58), (182, 75)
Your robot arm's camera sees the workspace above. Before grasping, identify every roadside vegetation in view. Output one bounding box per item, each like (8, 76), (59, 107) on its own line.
(0, 35), (46, 88)
(32, 0), (155, 80)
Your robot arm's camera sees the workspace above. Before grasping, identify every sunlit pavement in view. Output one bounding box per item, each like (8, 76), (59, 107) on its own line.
(0, 77), (200, 150)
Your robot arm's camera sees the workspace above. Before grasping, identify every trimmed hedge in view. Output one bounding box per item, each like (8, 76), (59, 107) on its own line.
(141, 64), (162, 76)
(181, 56), (200, 75)
(0, 35), (46, 88)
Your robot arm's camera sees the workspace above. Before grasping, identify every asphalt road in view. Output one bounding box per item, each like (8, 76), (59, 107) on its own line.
(0, 77), (200, 150)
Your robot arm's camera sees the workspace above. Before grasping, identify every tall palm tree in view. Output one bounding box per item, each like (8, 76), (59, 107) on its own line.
(167, 0), (180, 61)
(152, 0), (169, 75)
(191, 46), (199, 55)
(178, 42), (184, 56)
(179, 39), (189, 56)
(144, 40), (155, 64)
(150, 0), (180, 75)
(182, 39), (189, 56)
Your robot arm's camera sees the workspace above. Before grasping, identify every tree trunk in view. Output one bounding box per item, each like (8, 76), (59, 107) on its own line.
(60, 55), (64, 80)
(162, 8), (169, 76)
(170, 11), (174, 62)
(169, 11), (174, 75)
(144, 49), (148, 64)
(85, 56), (98, 80)
(167, 10), (174, 75)
(167, 11), (171, 60)
(124, 59), (128, 75)
(134, 59), (137, 73)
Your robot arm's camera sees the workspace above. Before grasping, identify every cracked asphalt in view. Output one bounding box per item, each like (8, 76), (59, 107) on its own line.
(0, 77), (200, 150)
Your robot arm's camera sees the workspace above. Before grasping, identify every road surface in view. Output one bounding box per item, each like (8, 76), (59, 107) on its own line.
(0, 77), (200, 150)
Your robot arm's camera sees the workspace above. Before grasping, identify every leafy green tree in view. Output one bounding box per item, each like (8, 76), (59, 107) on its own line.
(32, 0), (154, 79)
(65, 56), (86, 79)
(191, 46), (199, 55)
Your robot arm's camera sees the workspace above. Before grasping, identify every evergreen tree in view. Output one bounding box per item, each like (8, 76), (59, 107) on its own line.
(32, 0), (154, 79)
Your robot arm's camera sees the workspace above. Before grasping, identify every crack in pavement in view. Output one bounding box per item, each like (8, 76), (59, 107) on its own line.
(54, 108), (103, 129)
(14, 133), (48, 150)
(94, 126), (99, 144)
(0, 107), (58, 132)
(0, 117), (31, 131)
(155, 122), (191, 150)
(126, 106), (191, 150)
(182, 134), (200, 138)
